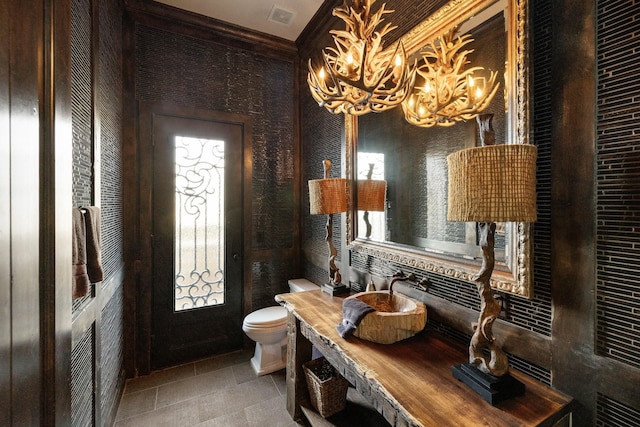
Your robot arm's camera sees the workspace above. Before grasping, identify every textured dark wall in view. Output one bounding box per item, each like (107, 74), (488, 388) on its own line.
(593, 1), (640, 424)
(97, 0), (125, 422)
(134, 24), (296, 310)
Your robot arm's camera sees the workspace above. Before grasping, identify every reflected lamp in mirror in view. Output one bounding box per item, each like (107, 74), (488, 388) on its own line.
(306, 0), (415, 116)
(309, 160), (349, 296)
(447, 139), (537, 404)
(357, 163), (386, 239)
(357, 180), (387, 238)
(402, 28), (500, 128)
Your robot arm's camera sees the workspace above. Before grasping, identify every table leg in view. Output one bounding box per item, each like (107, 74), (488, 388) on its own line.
(286, 311), (312, 422)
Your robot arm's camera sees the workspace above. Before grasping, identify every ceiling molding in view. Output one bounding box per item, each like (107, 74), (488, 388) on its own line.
(125, 0), (298, 61)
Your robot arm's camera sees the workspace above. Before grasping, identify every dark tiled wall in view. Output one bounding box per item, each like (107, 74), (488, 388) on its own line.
(595, 0), (640, 371)
(97, 0), (125, 422)
(135, 24), (296, 309)
(71, 0), (95, 311)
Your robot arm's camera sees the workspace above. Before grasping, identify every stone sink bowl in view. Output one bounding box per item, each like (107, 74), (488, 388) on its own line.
(348, 291), (427, 344)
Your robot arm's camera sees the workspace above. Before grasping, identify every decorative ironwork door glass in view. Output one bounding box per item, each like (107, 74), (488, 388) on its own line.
(174, 136), (225, 311)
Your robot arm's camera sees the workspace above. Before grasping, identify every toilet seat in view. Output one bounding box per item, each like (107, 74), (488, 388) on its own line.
(243, 306), (287, 328)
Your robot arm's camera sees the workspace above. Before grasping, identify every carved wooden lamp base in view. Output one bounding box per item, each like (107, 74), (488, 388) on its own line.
(446, 114), (537, 406)
(321, 282), (349, 296)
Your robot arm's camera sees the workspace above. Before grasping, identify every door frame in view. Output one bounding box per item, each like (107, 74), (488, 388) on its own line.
(135, 102), (252, 375)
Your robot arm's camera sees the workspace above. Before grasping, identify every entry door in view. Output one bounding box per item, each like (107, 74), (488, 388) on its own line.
(151, 113), (244, 369)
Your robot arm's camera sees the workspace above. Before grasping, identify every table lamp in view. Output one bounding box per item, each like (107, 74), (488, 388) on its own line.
(309, 160), (349, 296)
(446, 114), (537, 404)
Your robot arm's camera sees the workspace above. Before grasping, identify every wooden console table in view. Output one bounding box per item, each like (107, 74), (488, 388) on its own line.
(275, 290), (573, 427)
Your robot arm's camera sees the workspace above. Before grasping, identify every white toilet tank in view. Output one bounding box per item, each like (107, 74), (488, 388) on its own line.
(288, 278), (318, 293)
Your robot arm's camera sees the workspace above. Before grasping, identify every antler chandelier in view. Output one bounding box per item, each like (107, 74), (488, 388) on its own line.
(401, 28), (499, 127)
(307, 0), (415, 116)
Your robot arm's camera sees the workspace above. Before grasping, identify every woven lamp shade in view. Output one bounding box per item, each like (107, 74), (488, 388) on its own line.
(309, 178), (348, 215)
(357, 180), (386, 211)
(447, 144), (537, 223)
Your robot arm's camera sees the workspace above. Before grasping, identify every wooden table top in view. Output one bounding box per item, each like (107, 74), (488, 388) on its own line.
(276, 290), (573, 427)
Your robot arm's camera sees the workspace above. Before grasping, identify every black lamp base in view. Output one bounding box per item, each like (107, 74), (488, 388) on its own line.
(452, 363), (525, 405)
(321, 282), (349, 296)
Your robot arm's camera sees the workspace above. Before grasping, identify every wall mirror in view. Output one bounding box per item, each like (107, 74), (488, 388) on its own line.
(346, 0), (534, 298)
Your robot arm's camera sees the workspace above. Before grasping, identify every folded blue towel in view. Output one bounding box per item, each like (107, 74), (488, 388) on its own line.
(336, 298), (375, 338)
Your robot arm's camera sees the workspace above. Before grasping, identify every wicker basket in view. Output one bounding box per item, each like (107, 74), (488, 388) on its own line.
(303, 357), (349, 418)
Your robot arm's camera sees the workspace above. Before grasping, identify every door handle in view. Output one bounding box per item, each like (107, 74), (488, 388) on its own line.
(233, 253), (239, 261)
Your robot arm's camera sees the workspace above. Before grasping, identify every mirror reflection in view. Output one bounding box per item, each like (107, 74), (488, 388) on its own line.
(349, 0), (533, 298)
(357, 8), (507, 260)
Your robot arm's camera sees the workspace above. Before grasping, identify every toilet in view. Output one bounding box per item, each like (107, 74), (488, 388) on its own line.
(242, 278), (318, 375)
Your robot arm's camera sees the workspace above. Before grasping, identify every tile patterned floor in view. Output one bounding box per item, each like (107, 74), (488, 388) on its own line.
(115, 349), (391, 427)
(114, 349), (302, 427)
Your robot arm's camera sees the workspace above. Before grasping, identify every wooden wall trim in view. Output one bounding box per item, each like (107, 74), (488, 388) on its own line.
(122, 11), (138, 378)
(550, 0), (596, 424)
(43, 0), (74, 424)
(5, 1), (46, 425)
(0, 0), (11, 424)
(71, 263), (125, 347)
(124, 0), (297, 61)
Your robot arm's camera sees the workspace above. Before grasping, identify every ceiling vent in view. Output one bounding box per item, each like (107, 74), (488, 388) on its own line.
(268, 5), (296, 26)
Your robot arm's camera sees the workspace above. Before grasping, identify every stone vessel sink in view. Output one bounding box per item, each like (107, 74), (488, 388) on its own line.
(348, 291), (427, 344)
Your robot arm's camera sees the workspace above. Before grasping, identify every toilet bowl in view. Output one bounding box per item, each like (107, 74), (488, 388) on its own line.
(242, 278), (318, 376)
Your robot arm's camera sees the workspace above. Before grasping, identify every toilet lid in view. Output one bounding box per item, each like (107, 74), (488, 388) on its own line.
(243, 306), (287, 328)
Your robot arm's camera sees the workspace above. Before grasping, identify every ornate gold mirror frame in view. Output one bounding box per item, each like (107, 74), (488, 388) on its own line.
(346, 0), (533, 298)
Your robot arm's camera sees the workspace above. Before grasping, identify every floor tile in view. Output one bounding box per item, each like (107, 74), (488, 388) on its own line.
(231, 359), (259, 384)
(194, 349), (253, 375)
(115, 387), (157, 421)
(192, 409), (249, 427)
(245, 394), (295, 427)
(270, 369), (287, 395)
(124, 363), (196, 394)
(115, 397), (200, 427)
(156, 366), (237, 409)
(197, 375), (278, 422)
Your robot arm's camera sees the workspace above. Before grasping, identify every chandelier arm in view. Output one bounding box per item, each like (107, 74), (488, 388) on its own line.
(365, 41), (407, 93)
(322, 55), (342, 95)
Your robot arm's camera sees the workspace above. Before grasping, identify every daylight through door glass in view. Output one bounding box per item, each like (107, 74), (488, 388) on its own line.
(174, 136), (225, 311)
